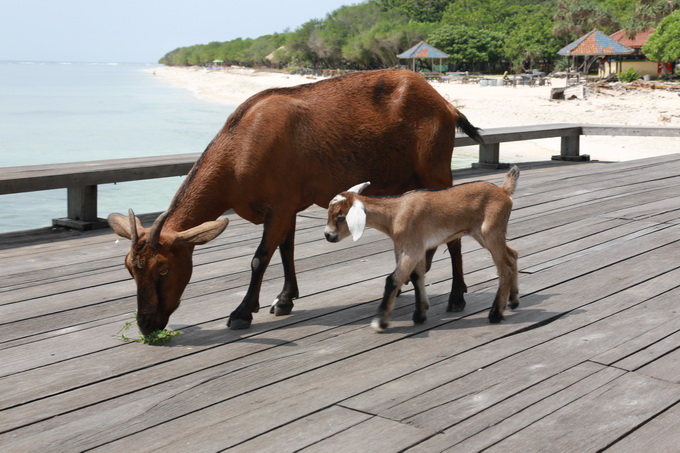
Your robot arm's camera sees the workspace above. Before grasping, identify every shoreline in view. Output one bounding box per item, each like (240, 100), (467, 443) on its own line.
(152, 66), (680, 164)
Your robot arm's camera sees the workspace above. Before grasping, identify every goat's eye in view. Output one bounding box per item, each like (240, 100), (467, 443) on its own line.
(337, 215), (346, 223)
(159, 268), (169, 276)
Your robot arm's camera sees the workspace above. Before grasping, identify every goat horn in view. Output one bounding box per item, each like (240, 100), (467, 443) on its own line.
(148, 211), (170, 247)
(127, 209), (138, 244)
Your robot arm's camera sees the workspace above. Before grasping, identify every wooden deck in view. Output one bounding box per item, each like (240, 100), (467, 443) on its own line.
(2, 154), (680, 452)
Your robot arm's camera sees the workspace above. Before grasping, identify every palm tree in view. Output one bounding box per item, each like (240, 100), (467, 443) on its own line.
(626, 0), (680, 34)
(552, 0), (617, 44)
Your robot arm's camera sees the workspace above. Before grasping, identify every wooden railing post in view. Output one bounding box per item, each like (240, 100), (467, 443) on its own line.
(552, 129), (589, 161)
(67, 185), (98, 221)
(473, 143), (510, 169)
(557, 135), (585, 160)
(479, 143), (500, 165)
(53, 185), (103, 230)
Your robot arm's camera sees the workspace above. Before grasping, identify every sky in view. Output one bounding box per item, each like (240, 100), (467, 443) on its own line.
(0, 0), (356, 63)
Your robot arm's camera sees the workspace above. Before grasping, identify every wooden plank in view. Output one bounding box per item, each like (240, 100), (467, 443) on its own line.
(582, 125), (680, 137)
(340, 265), (680, 423)
(482, 373), (680, 452)
(296, 413), (434, 452)
(0, 153), (199, 194)
(2, 156), (680, 451)
(636, 340), (680, 384)
(0, 177), (672, 346)
(228, 406), (373, 452)
(411, 363), (624, 452)
(592, 318), (680, 371)
(606, 404), (680, 452)
(3, 228), (677, 449)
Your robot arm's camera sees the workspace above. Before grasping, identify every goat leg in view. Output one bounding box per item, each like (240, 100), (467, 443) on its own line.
(410, 259), (429, 325)
(229, 215), (290, 329)
(508, 246), (520, 309)
(270, 217), (300, 316)
(446, 239), (467, 312)
(372, 271), (402, 332)
(488, 244), (515, 323)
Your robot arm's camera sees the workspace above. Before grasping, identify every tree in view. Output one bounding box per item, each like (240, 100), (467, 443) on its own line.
(552, 0), (619, 44)
(626, 0), (680, 33)
(286, 20), (325, 68)
(643, 10), (680, 63)
(505, 13), (563, 70)
(428, 25), (505, 71)
(345, 20), (433, 68)
(376, 0), (450, 22)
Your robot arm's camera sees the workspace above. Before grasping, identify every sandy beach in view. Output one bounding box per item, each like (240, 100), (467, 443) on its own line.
(153, 66), (680, 166)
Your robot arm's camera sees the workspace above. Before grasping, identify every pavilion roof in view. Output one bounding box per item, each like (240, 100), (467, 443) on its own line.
(558, 30), (634, 56)
(397, 41), (449, 59)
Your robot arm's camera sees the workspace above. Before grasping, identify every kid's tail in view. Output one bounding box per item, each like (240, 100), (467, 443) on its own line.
(502, 165), (520, 196)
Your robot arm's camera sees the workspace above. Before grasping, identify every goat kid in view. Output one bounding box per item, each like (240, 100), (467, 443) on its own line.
(325, 166), (520, 332)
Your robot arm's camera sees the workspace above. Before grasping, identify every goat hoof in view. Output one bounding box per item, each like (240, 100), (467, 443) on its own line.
(227, 315), (253, 330)
(271, 303), (293, 316)
(412, 311), (427, 325)
(488, 310), (504, 324)
(371, 318), (388, 332)
(447, 299), (466, 312)
(509, 300), (520, 310)
(269, 296), (294, 316)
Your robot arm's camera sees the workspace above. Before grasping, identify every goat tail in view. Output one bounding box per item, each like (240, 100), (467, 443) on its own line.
(451, 106), (483, 143)
(502, 165), (520, 196)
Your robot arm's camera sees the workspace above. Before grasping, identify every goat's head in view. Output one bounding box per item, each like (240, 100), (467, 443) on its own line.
(108, 210), (229, 335)
(325, 181), (370, 243)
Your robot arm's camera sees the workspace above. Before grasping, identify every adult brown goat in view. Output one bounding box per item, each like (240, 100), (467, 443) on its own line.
(108, 69), (482, 334)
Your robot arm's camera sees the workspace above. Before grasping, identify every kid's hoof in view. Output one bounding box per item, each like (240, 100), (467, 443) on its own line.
(412, 311), (427, 325)
(227, 316), (252, 330)
(509, 300), (520, 310)
(488, 310), (504, 324)
(371, 318), (388, 332)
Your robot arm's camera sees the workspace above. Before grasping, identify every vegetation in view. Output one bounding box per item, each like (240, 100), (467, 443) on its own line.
(617, 67), (640, 81)
(117, 312), (181, 345)
(643, 10), (680, 63)
(159, 0), (679, 73)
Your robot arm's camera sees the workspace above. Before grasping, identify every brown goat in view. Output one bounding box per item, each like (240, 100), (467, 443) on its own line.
(108, 69), (481, 334)
(324, 166), (520, 331)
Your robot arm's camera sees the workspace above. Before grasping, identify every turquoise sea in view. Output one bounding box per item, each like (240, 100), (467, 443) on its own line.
(0, 61), (234, 233)
(0, 62), (480, 234)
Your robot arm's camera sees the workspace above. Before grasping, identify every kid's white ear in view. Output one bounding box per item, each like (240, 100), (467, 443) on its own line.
(346, 200), (366, 242)
(347, 181), (370, 194)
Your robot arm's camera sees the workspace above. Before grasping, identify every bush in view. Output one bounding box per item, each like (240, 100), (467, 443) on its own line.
(618, 68), (640, 83)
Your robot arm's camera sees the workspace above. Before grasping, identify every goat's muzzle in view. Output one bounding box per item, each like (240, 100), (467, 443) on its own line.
(324, 228), (339, 243)
(137, 312), (169, 336)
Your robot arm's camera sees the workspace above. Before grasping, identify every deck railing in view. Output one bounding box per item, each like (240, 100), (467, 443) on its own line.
(1, 124), (679, 230)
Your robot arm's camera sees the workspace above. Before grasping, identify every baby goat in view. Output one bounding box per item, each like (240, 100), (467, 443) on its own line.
(325, 166), (520, 332)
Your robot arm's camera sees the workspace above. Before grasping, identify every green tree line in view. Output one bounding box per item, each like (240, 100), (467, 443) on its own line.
(159, 0), (679, 72)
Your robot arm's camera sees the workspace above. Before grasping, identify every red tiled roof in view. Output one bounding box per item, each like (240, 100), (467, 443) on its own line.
(558, 30), (634, 56)
(610, 28), (655, 49)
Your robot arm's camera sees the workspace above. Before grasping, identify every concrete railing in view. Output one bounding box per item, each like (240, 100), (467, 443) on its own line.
(2, 124), (679, 230)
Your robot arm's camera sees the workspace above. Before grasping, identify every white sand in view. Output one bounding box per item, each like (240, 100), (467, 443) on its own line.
(152, 66), (680, 165)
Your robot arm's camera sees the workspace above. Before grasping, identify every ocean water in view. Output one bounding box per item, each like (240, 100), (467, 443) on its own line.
(0, 61), (234, 233)
(0, 62), (482, 234)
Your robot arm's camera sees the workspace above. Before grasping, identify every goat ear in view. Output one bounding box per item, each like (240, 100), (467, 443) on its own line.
(347, 181), (370, 194)
(172, 218), (230, 246)
(108, 212), (142, 241)
(346, 200), (366, 242)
